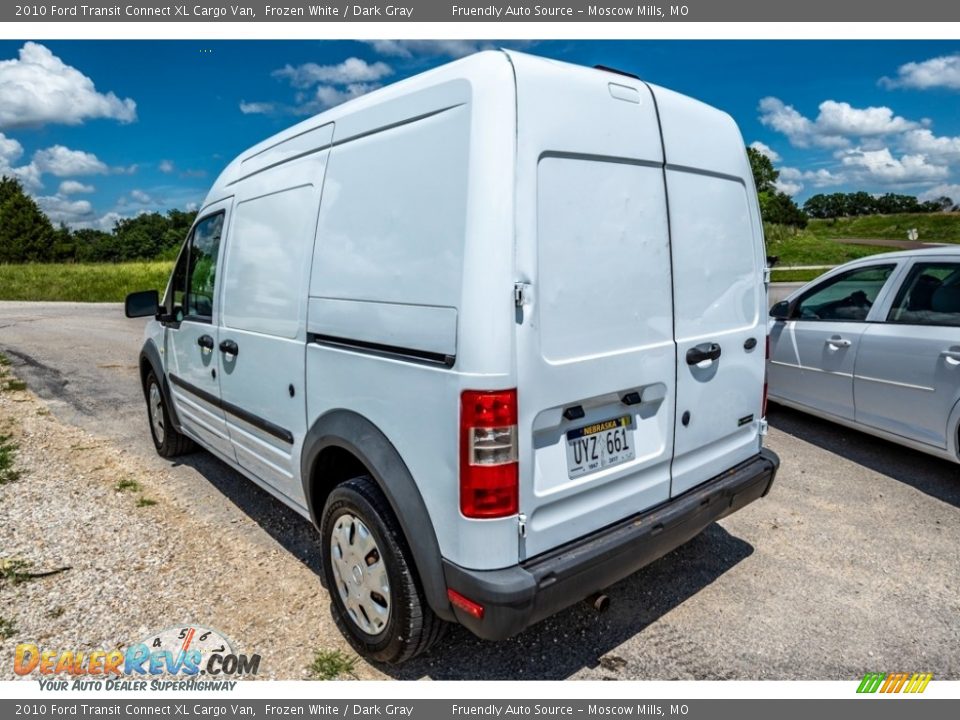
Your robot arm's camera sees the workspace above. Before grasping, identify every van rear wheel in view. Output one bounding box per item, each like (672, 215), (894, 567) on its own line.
(145, 371), (194, 458)
(320, 476), (445, 663)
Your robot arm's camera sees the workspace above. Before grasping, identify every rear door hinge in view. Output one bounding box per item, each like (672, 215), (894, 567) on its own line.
(514, 282), (531, 307)
(763, 266), (772, 285)
(759, 419), (769, 436)
(518, 513), (527, 538)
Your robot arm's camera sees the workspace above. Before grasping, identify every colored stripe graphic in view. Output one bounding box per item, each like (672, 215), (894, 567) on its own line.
(857, 672), (932, 693)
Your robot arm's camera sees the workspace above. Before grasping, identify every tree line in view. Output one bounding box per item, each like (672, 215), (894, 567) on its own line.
(802, 191), (955, 219)
(0, 176), (196, 264)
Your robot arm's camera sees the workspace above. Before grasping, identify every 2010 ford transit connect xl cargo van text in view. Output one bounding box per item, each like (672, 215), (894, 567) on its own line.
(125, 50), (779, 663)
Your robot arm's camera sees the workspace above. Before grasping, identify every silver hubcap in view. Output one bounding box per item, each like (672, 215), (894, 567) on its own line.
(149, 382), (165, 444)
(330, 513), (391, 635)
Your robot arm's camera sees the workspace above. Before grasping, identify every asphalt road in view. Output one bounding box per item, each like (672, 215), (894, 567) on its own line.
(1, 301), (958, 680)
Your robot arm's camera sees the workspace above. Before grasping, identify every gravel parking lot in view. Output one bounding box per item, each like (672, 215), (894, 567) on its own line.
(1, 301), (958, 680)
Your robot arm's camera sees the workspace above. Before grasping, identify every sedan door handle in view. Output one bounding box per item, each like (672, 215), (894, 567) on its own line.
(686, 342), (722, 365)
(197, 334), (214, 351)
(219, 339), (239, 357)
(941, 349), (960, 363)
(826, 336), (851, 348)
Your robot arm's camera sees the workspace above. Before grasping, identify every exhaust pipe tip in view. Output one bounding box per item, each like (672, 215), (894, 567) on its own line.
(586, 592), (610, 613)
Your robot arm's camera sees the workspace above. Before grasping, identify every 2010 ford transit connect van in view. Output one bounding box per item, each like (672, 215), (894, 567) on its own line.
(125, 50), (779, 663)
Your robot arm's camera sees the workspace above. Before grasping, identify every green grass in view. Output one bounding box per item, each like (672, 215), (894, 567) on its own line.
(307, 649), (358, 680)
(0, 434), (20, 485)
(0, 617), (16, 641)
(136, 497), (157, 507)
(0, 261), (173, 302)
(115, 478), (141, 493)
(807, 212), (960, 243)
(764, 223), (891, 267)
(3, 379), (26, 392)
(769, 269), (824, 283)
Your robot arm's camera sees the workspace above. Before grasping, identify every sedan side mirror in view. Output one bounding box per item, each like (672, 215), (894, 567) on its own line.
(769, 299), (792, 321)
(125, 289), (160, 319)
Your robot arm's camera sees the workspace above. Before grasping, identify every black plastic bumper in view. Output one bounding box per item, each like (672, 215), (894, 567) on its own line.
(443, 447), (779, 641)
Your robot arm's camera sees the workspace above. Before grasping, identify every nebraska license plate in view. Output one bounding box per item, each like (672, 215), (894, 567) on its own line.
(565, 415), (636, 478)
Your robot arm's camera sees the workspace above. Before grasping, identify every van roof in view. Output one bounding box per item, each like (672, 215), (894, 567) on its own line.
(201, 49), (735, 210)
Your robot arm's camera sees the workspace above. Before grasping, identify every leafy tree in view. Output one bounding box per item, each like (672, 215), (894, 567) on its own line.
(746, 147), (807, 228)
(0, 176), (55, 263)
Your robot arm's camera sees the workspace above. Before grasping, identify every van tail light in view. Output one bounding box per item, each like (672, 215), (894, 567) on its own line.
(762, 335), (770, 418)
(460, 389), (518, 519)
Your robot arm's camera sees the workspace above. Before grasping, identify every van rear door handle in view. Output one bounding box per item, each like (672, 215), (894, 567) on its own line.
(219, 339), (239, 357)
(941, 349), (960, 363)
(826, 336), (851, 348)
(197, 334), (214, 351)
(686, 342), (722, 365)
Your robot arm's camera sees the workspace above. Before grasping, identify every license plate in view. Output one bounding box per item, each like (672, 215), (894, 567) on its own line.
(565, 415), (636, 478)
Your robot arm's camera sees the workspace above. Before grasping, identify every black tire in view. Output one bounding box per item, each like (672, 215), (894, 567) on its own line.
(320, 476), (446, 663)
(144, 370), (194, 458)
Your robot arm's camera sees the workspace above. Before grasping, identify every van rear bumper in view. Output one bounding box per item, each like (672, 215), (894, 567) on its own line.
(442, 448), (779, 641)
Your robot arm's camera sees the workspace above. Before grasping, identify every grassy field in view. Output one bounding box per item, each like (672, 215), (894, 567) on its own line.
(0, 262), (173, 302)
(807, 212), (960, 242)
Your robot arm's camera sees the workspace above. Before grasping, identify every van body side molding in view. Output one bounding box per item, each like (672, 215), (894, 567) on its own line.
(168, 373), (294, 445)
(307, 332), (456, 369)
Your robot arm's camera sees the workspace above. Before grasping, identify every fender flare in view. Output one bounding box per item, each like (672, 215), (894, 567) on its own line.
(300, 410), (453, 621)
(947, 395), (960, 461)
(138, 339), (183, 433)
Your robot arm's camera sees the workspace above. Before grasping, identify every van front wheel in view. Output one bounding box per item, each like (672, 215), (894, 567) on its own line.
(320, 476), (445, 663)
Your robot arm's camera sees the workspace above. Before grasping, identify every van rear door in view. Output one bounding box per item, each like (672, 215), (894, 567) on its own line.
(649, 85), (767, 497)
(511, 56), (676, 559)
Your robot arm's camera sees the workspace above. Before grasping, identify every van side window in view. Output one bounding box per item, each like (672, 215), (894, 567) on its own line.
(794, 265), (895, 322)
(887, 262), (960, 327)
(166, 245), (189, 320)
(184, 213), (224, 321)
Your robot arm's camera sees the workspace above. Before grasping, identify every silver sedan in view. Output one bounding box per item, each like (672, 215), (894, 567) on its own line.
(768, 247), (960, 463)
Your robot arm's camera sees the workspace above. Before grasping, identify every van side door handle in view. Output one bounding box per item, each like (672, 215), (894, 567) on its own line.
(826, 336), (851, 349)
(686, 342), (722, 365)
(219, 339), (239, 357)
(197, 334), (214, 351)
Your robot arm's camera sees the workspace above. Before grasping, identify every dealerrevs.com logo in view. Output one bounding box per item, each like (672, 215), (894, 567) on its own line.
(856, 672), (933, 694)
(14, 625), (261, 691)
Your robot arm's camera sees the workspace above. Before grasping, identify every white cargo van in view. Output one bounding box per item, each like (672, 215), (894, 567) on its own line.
(125, 50), (779, 662)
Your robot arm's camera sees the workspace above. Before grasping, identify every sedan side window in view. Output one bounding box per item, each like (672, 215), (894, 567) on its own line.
(794, 265), (895, 322)
(887, 262), (960, 327)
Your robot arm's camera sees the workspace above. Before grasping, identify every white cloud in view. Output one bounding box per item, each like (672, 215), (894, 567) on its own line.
(130, 189), (153, 204)
(815, 100), (918, 136)
(0, 132), (24, 165)
(307, 83), (378, 112)
(363, 40), (491, 59)
(759, 97), (918, 148)
(158, 160), (174, 173)
(185, 202), (199, 212)
(35, 194), (94, 225)
(749, 141), (781, 163)
(272, 58), (393, 88)
(240, 100), (277, 115)
(0, 132), (41, 191)
(838, 147), (949, 184)
(918, 183), (960, 203)
(239, 100), (276, 115)
(901, 128), (960, 160)
(32, 145), (108, 176)
(881, 54), (960, 91)
(775, 166), (846, 195)
(0, 42), (136, 130)
(58, 180), (94, 195)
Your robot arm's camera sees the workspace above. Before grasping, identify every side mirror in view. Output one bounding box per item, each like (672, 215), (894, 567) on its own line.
(769, 300), (792, 321)
(125, 290), (160, 319)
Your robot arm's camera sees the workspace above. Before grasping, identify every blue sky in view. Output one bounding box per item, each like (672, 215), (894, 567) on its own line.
(2, 39), (960, 229)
